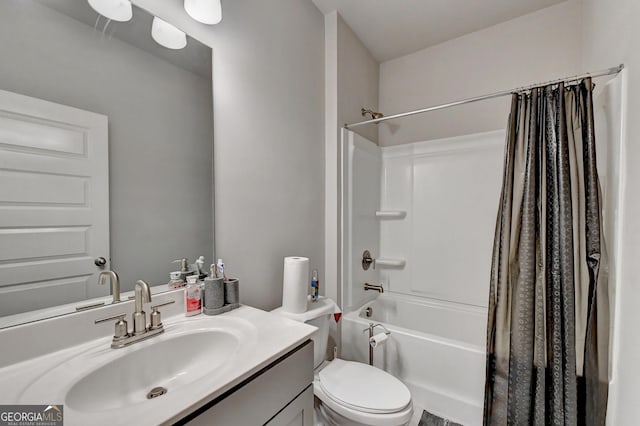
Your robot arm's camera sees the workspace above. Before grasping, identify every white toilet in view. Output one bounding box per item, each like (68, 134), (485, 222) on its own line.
(273, 297), (413, 426)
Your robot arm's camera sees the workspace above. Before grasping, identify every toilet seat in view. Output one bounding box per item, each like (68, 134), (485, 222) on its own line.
(314, 359), (413, 426)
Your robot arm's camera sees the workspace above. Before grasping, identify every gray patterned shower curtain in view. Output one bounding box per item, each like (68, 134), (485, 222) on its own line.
(483, 78), (610, 425)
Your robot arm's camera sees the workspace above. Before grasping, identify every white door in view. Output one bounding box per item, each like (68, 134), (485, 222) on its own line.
(0, 89), (109, 316)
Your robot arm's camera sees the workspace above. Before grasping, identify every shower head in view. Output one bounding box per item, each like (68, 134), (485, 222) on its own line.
(361, 108), (384, 120)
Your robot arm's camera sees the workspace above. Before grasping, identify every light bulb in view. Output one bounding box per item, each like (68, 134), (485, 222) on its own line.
(151, 17), (187, 50)
(87, 0), (133, 22)
(184, 0), (222, 25)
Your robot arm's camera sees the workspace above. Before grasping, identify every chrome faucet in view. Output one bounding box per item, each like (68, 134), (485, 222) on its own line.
(363, 282), (384, 293)
(98, 271), (121, 304)
(133, 280), (151, 335)
(94, 279), (174, 349)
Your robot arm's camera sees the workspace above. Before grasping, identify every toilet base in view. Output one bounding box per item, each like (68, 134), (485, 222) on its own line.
(315, 397), (372, 426)
(314, 397), (411, 426)
(312, 360), (413, 426)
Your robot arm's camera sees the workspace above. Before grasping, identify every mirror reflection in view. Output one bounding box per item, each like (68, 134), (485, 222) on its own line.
(0, 0), (214, 326)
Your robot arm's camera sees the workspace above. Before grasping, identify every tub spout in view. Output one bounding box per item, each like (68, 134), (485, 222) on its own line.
(364, 283), (384, 293)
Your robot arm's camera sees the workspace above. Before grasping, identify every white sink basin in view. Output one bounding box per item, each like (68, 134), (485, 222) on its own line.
(66, 329), (239, 412)
(17, 315), (256, 417)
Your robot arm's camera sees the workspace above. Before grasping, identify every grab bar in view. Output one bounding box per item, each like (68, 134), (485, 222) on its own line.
(375, 210), (406, 219)
(375, 259), (406, 268)
(361, 250), (406, 270)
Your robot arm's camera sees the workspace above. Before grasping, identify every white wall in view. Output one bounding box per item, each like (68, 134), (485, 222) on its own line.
(581, 1), (640, 424)
(134, 0), (325, 310)
(378, 0), (582, 146)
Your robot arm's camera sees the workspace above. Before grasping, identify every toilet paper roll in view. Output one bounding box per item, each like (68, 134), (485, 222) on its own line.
(369, 332), (388, 348)
(282, 256), (309, 314)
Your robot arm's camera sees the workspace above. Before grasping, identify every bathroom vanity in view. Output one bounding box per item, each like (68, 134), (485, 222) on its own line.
(0, 291), (316, 425)
(181, 342), (314, 425)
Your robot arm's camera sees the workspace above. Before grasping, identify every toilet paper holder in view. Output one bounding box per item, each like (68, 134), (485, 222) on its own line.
(362, 322), (391, 366)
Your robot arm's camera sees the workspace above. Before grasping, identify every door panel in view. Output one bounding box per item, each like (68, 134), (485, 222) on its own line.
(0, 89), (109, 316)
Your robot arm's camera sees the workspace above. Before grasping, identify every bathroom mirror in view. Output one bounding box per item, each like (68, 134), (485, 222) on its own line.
(0, 0), (214, 327)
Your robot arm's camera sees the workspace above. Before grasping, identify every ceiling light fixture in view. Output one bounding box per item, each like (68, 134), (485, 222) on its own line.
(184, 0), (222, 25)
(151, 17), (187, 50)
(87, 0), (133, 22)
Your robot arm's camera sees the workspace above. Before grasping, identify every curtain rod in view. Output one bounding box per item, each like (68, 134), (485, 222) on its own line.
(344, 64), (624, 129)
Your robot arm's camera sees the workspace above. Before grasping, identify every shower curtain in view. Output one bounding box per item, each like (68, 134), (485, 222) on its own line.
(483, 78), (609, 425)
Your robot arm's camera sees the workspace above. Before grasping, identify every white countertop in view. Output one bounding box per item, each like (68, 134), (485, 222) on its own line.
(0, 305), (316, 425)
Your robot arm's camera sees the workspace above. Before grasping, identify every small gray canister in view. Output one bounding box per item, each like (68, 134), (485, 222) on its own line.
(224, 278), (240, 309)
(203, 277), (226, 315)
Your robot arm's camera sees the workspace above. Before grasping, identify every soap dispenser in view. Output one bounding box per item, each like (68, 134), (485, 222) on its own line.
(173, 258), (192, 282)
(168, 271), (185, 289)
(185, 275), (201, 316)
(203, 263), (226, 315)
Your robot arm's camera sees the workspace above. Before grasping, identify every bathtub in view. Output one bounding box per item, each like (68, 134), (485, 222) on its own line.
(341, 293), (487, 426)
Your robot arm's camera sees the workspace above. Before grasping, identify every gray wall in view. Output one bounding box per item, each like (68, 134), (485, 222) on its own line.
(337, 14), (379, 144)
(136, 0), (326, 310)
(210, 0), (325, 310)
(0, 1), (214, 290)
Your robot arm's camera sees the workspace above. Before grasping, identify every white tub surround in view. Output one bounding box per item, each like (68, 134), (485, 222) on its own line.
(0, 296), (316, 425)
(378, 130), (504, 306)
(341, 129), (504, 309)
(341, 131), (382, 312)
(342, 293), (486, 426)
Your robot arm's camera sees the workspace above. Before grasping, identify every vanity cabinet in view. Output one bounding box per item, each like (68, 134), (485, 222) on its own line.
(265, 386), (314, 426)
(180, 340), (314, 426)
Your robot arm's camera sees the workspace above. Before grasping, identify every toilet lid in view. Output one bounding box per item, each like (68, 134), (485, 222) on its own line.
(318, 359), (411, 414)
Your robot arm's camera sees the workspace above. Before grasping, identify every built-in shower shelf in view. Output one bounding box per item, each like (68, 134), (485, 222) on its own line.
(376, 258), (406, 268)
(375, 210), (406, 219)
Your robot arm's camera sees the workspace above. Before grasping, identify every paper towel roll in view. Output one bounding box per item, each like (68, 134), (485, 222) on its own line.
(282, 256), (309, 314)
(369, 332), (388, 348)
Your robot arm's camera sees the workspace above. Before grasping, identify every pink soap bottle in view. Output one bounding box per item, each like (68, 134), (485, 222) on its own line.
(185, 275), (202, 316)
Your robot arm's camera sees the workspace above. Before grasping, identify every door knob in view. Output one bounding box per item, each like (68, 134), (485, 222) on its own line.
(95, 257), (107, 267)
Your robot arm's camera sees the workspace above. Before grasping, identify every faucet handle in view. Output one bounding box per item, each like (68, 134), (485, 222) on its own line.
(150, 301), (175, 330)
(95, 313), (129, 341)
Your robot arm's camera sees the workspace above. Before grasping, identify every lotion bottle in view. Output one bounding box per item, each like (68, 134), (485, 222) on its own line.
(185, 275), (202, 316)
(310, 269), (319, 302)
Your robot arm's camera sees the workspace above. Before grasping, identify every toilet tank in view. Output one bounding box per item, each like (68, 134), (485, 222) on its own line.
(306, 313), (330, 368)
(271, 297), (336, 368)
